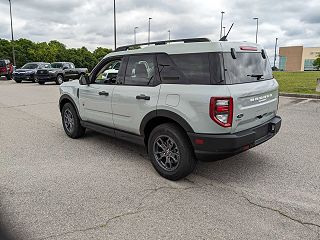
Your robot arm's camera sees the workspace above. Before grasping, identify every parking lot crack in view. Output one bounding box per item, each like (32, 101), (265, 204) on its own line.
(0, 101), (56, 109)
(242, 195), (320, 231)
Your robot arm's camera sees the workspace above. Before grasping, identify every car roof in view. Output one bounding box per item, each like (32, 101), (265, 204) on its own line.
(104, 41), (263, 59)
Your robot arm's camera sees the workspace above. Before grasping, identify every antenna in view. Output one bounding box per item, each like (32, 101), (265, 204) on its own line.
(219, 23), (234, 41)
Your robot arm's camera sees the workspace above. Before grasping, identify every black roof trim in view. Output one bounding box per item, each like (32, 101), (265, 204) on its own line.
(115, 38), (211, 52)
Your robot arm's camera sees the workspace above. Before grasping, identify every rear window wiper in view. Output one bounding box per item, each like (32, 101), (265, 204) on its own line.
(247, 74), (264, 80)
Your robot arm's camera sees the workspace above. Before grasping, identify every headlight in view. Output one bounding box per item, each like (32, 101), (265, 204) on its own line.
(48, 70), (56, 74)
(26, 70), (34, 74)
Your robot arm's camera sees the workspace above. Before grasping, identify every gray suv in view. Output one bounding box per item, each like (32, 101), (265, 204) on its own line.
(59, 38), (282, 180)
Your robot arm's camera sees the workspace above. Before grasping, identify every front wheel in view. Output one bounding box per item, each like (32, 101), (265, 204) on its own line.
(15, 80), (22, 83)
(61, 103), (86, 139)
(148, 123), (196, 181)
(56, 75), (64, 85)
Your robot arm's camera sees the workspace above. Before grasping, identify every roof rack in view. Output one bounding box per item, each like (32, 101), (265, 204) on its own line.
(115, 38), (211, 52)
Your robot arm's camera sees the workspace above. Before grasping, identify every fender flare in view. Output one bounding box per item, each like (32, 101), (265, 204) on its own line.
(140, 109), (194, 135)
(59, 94), (81, 119)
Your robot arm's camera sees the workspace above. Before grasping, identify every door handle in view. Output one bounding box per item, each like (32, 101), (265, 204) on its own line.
(136, 94), (150, 100)
(99, 91), (109, 96)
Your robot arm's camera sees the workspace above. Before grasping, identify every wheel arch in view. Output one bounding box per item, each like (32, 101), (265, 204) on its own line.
(140, 110), (194, 145)
(59, 94), (81, 119)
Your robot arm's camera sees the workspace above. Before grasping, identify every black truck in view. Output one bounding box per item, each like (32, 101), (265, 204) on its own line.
(35, 62), (88, 85)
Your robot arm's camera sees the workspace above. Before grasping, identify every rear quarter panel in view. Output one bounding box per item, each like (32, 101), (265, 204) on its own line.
(157, 84), (232, 134)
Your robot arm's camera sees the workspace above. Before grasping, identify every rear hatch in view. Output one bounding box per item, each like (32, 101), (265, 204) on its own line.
(222, 44), (278, 133)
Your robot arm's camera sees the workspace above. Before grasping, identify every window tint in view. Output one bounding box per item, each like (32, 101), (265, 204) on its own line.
(224, 52), (273, 84)
(171, 53), (211, 84)
(157, 53), (218, 85)
(125, 55), (155, 86)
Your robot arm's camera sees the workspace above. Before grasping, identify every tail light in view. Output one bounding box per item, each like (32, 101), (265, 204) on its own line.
(210, 97), (233, 127)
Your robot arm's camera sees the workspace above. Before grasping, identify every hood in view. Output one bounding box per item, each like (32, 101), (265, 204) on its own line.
(44, 68), (62, 71)
(15, 68), (37, 73)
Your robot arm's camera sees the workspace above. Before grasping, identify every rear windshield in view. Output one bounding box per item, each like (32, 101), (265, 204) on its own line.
(0, 61), (6, 67)
(223, 52), (273, 84)
(22, 63), (39, 69)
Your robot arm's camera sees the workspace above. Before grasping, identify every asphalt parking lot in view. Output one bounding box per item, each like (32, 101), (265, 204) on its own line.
(0, 80), (319, 240)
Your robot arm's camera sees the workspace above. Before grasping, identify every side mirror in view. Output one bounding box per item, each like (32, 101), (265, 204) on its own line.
(79, 74), (90, 85)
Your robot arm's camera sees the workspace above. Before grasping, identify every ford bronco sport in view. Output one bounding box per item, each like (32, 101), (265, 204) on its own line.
(59, 38), (282, 180)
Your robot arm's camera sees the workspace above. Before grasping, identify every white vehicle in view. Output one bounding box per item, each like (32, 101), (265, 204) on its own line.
(59, 38), (282, 180)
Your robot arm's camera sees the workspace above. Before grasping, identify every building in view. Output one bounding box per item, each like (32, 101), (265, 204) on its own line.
(279, 46), (320, 71)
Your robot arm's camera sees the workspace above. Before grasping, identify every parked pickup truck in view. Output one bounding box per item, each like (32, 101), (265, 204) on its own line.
(36, 62), (88, 85)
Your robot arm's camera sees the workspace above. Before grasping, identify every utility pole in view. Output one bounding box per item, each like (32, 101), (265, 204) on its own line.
(220, 11), (225, 39)
(223, 27), (226, 37)
(168, 30), (171, 41)
(134, 27), (138, 44)
(253, 17), (259, 43)
(113, 0), (117, 50)
(274, 37), (278, 68)
(148, 17), (152, 44)
(8, 0), (16, 66)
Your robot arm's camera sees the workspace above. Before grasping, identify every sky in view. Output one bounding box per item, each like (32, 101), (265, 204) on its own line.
(0, 0), (319, 64)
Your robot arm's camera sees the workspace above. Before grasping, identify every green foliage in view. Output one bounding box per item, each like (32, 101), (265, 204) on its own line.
(273, 71), (320, 95)
(0, 38), (112, 71)
(313, 55), (320, 70)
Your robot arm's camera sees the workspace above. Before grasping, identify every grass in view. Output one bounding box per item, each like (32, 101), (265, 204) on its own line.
(273, 71), (320, 95)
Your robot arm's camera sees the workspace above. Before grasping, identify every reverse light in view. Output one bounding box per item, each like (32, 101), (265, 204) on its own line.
(210, 97), (233, 128)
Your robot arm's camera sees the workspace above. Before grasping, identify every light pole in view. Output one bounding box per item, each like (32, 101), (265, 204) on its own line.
(274, 37), (278, 68)
(148, 17), (152, 44)
(113, 0), (117, 50)
(134, 27), (138, 45)
(223, 27), (226, 37)
(220, 11), (225, 39)
(8, 0), (16, 66)
(168, 30), (171, 41)
(253, 17), (259, 43)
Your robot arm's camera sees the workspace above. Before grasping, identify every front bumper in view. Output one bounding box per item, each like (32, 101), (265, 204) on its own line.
(13, 74), (35, 81)
(188, 116), (282, 161)
(35, 74), (56, 82)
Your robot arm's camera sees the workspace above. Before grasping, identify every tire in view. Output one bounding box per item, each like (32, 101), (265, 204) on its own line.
(55, 75), (64, 85)
(148, 123), (196, 181)
(61, 102), (85, 139)
(38, 81), (45, 85)
(15, 80), (22, 83)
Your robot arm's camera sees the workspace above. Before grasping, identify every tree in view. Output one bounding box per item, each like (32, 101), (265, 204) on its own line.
(0, 38), (113, 71)
(313, 55), (320, 70)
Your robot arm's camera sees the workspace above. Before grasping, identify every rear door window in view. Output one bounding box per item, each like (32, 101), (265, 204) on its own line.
(223, 52), (273, 84)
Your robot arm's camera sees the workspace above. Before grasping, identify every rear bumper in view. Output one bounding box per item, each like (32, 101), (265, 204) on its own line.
(188, 116), (282, 161)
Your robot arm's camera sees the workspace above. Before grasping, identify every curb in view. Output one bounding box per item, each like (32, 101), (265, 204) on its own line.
(280, 92), (320, 99)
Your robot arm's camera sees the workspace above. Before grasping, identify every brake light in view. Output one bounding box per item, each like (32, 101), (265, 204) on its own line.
(210, 97), (233, 127)
(240, 46), (257, 51)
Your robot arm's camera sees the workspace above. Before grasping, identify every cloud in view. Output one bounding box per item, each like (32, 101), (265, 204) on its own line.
(0, 0), (319, 67)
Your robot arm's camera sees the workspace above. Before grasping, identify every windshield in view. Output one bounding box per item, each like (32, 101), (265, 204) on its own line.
(22, 63), (39, 69)
(224, 52), (273, 84)
(51, 63), (63, 68)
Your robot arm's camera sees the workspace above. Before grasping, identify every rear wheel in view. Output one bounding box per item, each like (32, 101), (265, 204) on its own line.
(62, 102), (85, 139)
(15, 80), (22, 83)
(56, 75), (64, 85)
(148, 123), (196, 181)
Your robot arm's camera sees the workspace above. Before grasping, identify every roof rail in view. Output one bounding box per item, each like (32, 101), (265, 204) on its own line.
(115, 38), (211, 52)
